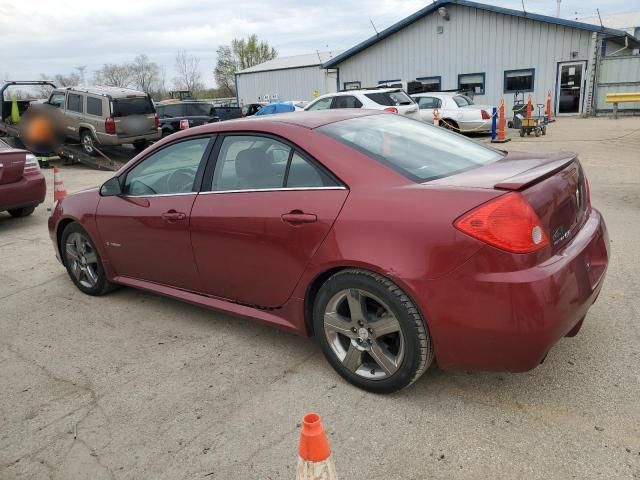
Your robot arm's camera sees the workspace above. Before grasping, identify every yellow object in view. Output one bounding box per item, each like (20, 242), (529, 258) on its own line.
(313, 89), (319, 97)
(606, 92), (640, 103)
(10, 95), (20, 124)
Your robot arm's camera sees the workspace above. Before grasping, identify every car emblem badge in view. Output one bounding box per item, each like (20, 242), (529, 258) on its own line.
(358, 328), (369, 340)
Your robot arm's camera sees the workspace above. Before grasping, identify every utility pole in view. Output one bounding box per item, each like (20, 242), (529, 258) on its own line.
(75, 65), (86, 87)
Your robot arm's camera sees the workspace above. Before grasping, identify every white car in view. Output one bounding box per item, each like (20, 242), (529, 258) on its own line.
(411, 92), (493, 133)
(304, 88), (420, 120)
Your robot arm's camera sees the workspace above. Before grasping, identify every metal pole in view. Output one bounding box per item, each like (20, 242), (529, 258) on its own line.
(491, 107), (497, 141)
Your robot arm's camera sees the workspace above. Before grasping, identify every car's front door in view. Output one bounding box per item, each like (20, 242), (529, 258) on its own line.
(190, 134), (348, 307)
(95, 136), (214, 290)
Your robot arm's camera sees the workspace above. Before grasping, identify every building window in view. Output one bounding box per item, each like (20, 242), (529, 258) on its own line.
(343, 81), (361, 90)
(416, 76), (441, 92)
(458, 73), (485, 95)
(378, 79), (402, 88)
(504, 69), (535, 93)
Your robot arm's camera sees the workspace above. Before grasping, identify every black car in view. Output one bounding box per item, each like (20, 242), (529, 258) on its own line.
(156, 102), (219, 137)
(241, 102), (267, 117)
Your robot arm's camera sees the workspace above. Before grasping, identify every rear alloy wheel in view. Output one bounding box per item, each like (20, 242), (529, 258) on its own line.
(80, 130), (97, 156)
(8, 206), (35, 218)
(61, 223), (116, 296)
(313, 269), (433, 393)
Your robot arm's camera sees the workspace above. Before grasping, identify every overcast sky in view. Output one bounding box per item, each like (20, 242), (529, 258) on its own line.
(0, 0), (634, 88)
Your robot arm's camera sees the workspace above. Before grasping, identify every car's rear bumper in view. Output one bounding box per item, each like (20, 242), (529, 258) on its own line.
(0, 173), (46, 212)
(422, 208), (609, 372)
(95, 129), (161, 146)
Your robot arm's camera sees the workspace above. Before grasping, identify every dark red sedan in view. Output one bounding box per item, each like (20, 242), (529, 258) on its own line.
(48, 110), (609, 393)
(0, 139), (46, 217)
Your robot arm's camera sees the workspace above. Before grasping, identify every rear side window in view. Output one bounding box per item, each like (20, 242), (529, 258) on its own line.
(365, 91), (413, 106)
(112, 97), (154, 117)
(86, 97), (103, 116)
(67, 94), (83, 113)
(417, 97), (442, 109)
(286, 152), (337, 188)
(452, 95), (474, 107)
(318, 114), (502, 183)
(331, 96), (363, 109)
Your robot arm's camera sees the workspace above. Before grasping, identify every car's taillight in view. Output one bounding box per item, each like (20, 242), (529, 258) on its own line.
(454, 192), (549, 253)
(154, 113), (160, 128)
(481, 109), (490, 120)
(585, 176), (591, 210)
(23, 153), (41, 175)
(384, 107), (398, 114)
(105, 117), (116, 135)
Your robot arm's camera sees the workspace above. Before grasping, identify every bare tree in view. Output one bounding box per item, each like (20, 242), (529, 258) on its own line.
(129, 54), (160, 94)
(94, 63), (133, 88)
(173, 50), (204, 98)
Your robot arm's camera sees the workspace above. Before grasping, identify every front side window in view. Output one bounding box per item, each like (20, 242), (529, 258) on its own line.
(210, 136), (338, 192)
(417, 96), (442, 110)
(86, 97), (103, 116)
(458, 73), (485, 95)
(331, 96), (363, 109)
(504, 69), (535, 93)
(318, 114), (502, 183)
(124, 137), (210, 196)
(306, 97), (333, 111)
(67, 94), (83, 113)
(49, 93), (65, 108)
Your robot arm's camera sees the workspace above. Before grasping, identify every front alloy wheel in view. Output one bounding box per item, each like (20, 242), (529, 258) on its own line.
(313, 269), (433, 393)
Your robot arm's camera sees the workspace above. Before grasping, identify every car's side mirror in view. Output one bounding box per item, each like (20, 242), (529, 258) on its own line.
(100, 176), (122, 196)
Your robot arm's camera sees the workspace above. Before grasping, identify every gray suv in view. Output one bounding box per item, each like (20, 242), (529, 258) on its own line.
(46, 86), (161, 155)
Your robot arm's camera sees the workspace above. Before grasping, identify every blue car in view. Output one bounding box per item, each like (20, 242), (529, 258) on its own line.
(255, 101), (307, 116)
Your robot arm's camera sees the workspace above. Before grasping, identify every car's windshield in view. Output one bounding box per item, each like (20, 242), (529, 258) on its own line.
(112, 97), (154, 117)
(317, 114), (503, 182)
(453, 95), (474, 107)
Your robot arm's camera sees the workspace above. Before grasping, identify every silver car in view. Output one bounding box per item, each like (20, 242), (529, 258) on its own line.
(46, 86), (161, 155)
(412, 92), (493, 133)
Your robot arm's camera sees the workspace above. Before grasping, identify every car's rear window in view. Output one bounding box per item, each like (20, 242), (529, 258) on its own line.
(365, 91), (413, 106)
(112, 97), (154, 117)
(453, 95), (474, 107)
(185, 103), (212, 116)
(317, 114), (503, 182)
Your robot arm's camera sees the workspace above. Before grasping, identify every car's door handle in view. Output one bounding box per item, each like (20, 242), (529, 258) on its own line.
(281, 212), (317, 225)
(162, 210), (186, 222)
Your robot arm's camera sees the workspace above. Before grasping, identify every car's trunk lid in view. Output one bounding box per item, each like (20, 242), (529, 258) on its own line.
(430, 151), (589, 252)
(0, 139), (26, 185)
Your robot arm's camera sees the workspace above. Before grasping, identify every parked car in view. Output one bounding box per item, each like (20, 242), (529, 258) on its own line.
(241, 102), (267, 117)
(156, 101), (220, 137)
(209, 106), (242, 122)
(0, 138), (46, 217)
(48, 110), (609, 393)
(304, 88), (420, 120)
(44, 86), (161, 155)
(412, 92), (493, 133)
(255, 101), (306, 116)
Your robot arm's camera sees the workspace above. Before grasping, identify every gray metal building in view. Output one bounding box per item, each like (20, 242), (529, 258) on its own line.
(322, 0), (639, 115)
(235, 52), (341, 105)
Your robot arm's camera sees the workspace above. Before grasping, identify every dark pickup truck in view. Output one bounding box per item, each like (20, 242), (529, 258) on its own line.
(156, 101), (242, 137)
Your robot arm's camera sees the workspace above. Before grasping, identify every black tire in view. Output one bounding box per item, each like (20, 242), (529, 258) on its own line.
(80, 130), (98, 156)
(312, 269), (434, 393)
(60, 222), (117, 296)
(507, 121), (514, 129)
(133, 140), (148, 152)
(519, 128), (525, 137)
(8, 206), (35, 218)
(440, 119), (458, 132)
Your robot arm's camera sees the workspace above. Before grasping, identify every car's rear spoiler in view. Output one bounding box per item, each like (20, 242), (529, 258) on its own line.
(494, 154), (577, 191)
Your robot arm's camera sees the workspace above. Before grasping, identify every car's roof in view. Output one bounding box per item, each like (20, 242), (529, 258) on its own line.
(328, 88), (405, 96)
(412, 92), (460, 97)
(57, 86), (149, 98)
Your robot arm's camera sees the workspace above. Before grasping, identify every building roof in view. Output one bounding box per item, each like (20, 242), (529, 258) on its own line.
(323, 0), (632, 68)
(237, 51), (343, 75)
(580, 11), (640, 35)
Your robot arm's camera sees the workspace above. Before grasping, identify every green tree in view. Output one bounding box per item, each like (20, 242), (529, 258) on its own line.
(214, 34), (277, 96)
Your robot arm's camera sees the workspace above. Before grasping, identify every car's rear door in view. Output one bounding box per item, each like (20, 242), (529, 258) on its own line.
(95, 136), (214, 290)
(190, 134), (348, 308)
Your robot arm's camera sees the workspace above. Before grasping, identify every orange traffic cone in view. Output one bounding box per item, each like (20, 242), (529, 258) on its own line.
(53, 166), (67, 202)
(492, 98), (510, 143)
(546, 90), (555, 123)
(296, 413), (337, 480)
